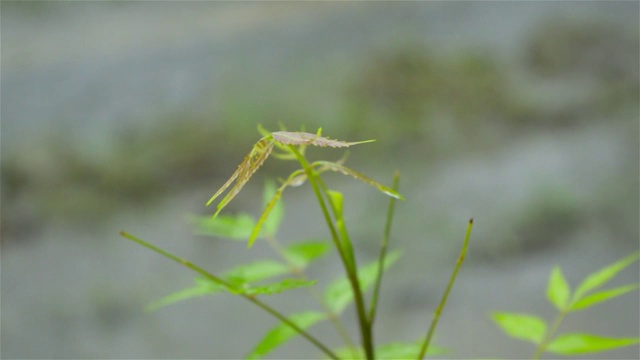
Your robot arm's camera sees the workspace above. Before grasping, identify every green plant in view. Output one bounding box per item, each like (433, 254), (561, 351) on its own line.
(121, 126), (638, 359)
(492, 252), (640, 358)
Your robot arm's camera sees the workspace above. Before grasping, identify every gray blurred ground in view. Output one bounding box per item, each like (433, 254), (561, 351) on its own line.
(1, 2), (638, 359)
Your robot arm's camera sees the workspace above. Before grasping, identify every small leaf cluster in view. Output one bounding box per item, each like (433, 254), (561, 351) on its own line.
(492, 252), (640, 358)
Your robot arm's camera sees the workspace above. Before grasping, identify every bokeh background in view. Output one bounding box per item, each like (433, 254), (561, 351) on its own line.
(2, 2), (638, 359)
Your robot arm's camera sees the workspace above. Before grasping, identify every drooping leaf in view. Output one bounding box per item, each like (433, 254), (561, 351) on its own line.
(190, 213), (255, 240)
(570, 284), (639, 311)
(546, 333), (640, 354)
(146, 279), (223, 311)
(282, 241), (331, 269)
(491, 312), (547, 344)
(207, 137), (275, 217)
(547, 266), (571, 310)
(246, 311), (327, 360)
(244, 279), (317, 296)
(313, 161), (405, 200)
(324, 250), (402, 314)
(261, 180), (284, 237)
(271, 130), (374, 148)
(248, 169), (305, 248)
(572, 252), (640, 302)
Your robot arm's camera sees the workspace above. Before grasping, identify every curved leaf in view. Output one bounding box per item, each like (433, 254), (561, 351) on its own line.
(207, 137), (275, 217)
(313, 161), (405, 200)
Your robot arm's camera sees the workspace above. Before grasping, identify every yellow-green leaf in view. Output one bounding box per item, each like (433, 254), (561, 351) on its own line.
(547, 266), (571, 310)
(546, 333), (640, 354)
(246, 311), (327, 359)
(572, 252), (639, 302)
(570, 284), (639, 311)
(491, 312), (546, 344)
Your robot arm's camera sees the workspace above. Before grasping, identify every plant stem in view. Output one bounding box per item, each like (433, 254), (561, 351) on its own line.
(369, 171), (400, 325)
(531, 310), (568, 360)
(265, 234), (357, 354)
(120, 231), (339, 360)
(417, 218), (473, 360)
(289, 146), (375, 360)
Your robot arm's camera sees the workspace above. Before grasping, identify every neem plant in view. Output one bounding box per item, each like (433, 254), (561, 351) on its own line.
(492, 252), (640, 358)
(120, 127), (639, 359)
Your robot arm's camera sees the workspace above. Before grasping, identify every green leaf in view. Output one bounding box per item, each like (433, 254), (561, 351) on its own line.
(146, 280), (223, 311)
(246, 311), (327, 359)
(207, 137), (275, 217)
(313, 161), (405, 200)
(244, 279), (317, 296)
(247, 170), (305, 248)
(261, 180), (284, 237)
(491, 312), (546, 344)
(282, 242), (331, 268)
(190, 213), (255, 240)
(324, 250), (402, 314)
(547, 266), (571, 310)
(546, 333), (640, 354)
(572, 252), (640, 302)
(326, 190), (344, 219)
(570, 284), (639, 311)
(223, 260), (290, 285)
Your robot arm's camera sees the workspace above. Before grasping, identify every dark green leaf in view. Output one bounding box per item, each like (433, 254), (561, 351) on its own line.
(491, 312), (546, 344)
(246, 311), (326, 359)
(547, 266), (571, 310)
(324, 250), (402, 314)
(570, 284), (639, 311)
(546, 333), (640, 354)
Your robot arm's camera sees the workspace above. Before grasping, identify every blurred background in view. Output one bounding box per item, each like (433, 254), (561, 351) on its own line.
(2, 2), (638, 359)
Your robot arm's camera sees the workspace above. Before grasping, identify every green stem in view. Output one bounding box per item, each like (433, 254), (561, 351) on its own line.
(265, 234), (357, 355)
(369, 171), (400, 325)
(418, 218), (474, 360)
(120, 231), (338, 360)
(289, 146), (375, 360)
(532, 310), (567, 360)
